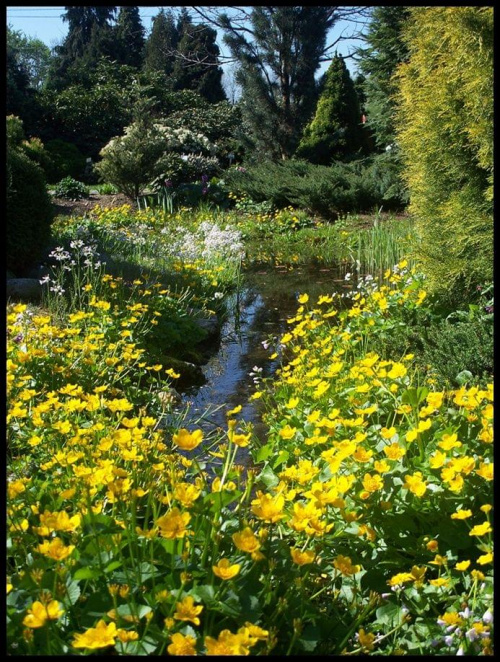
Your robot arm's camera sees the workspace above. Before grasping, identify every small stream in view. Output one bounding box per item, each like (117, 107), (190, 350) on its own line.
(177, 264), (352, 451)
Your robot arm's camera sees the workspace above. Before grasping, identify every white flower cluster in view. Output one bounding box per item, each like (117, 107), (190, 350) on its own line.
(154, 125), (217, 156)
(171, 222), (244, 264)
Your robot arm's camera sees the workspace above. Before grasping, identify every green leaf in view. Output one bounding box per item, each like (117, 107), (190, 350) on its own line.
(73, 567), (101, 581)
(376, 601), (401, 627)
(65, 580), (81, 606)
(455, 370), (473, 385)
(272, 449), (289, 469)
(119, 637), (158, 655)
(191, 584), (215, 604)
(298, 624), (321, 652)
(258, 464), (279, 488)
(401, 387), (429, 407)
(104, 560), (123, 574)
(254, 443), (272, 463)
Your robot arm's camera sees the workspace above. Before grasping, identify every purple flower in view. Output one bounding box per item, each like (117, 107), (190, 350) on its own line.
(484, 305), (493, 313)
(165, 179), (173, 188)
(202, 187), (208, 195)
(201, 174), (209, 184)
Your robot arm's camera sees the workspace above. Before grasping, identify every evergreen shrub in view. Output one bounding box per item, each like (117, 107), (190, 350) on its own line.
(53, 176), (89, 200)
(225, 158), (406, 219)
(7, 146), (53, 275)
(395, 7), (493, 302)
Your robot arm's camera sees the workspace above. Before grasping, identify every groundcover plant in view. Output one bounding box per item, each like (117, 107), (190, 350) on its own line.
(7, 202), (492, 656)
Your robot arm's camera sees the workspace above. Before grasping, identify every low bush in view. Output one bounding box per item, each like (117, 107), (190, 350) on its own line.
(225, 158), (406, 219)
(53, 177), (89, 201)
(7, 145), (53, 275)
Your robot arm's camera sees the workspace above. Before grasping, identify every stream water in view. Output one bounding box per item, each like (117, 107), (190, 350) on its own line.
(177, 264), (352, 452)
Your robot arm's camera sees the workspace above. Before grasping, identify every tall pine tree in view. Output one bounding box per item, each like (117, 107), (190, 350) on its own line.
(143, 9), (178, 79)
(356, 6), (410, 150)
(221, 7), (339, 160)
(173, 13), (225, 103)
(114, 7), (145, 69)
(46, 7), (117, 90)
(296, 54), (363, 164)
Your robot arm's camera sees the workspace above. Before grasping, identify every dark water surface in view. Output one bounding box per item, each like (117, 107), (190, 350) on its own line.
(178, 264), (351, 450)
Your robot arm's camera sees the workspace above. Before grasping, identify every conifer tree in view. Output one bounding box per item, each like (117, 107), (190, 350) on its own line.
(296, 54), (363, 164)
(143, 8), (178, 78)
(356, 6), (410, 150)
(221, 7), (341, 160)
(114, 7), (145, 69)
(173, 15), (226, 103)
(395, 6), (493, 301)
(46, 7), (117, 90)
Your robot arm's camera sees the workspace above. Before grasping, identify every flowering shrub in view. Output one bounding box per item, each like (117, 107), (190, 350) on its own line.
(96, 121), (221, 198)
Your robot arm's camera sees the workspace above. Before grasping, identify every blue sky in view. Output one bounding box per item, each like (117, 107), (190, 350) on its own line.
(6, 6), (365, 76)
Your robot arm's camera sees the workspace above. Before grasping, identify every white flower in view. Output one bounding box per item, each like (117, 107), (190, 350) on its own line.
(482, 609), (493, 624)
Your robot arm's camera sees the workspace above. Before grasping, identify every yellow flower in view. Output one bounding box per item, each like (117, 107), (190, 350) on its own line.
(279, 425), (297, 440)
(212, 559), (241, 580)
(168, 632), (197, 656)
(438, 433), (462, 450)
(226, 405), (242, 417)
(34, 510), (81, 536)
(229, 430), (251, 447)
(451, 509), (473, 520)
(116, 629), (139, 643)
(357, 628), (376, 651)
(429, 554), (447, 566)
(156, 508), (191, 539)
(333, 554), (361, 576)
(173, 428), (204, 451)
(362, 473), (383, 494)
(429, 577), (449, 588)
(439, 612), (464, 627)
(173, 482), (201, 507)
(387, 362), (407, 379)
(475, 462), (493, 481)
(426, 392), (444, 409)
(290, 548), (316, 566)
(72, 620), (118, 649)
(232, 527), (261, 554)
(205, 629), (251, 655)
(173, 595), (203, 626)
(387, 572), (414, 587)
(410, 565), (427, 586)
(23, 600), (64, 628)
(383, 443), (406, 461)
(477, 552), (493, 565)
(403, 472), (427, 497)
(251, 491), (285, 523)
(406, 428), (418, 442)
(469, 521), (492, 537)
(298, 293), (309, 304)
(37, 537), (75, 561)
(380, 426), (396, 439)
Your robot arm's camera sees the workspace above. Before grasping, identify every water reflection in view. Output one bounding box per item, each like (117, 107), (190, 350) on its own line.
(176, 265), (351, 456)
